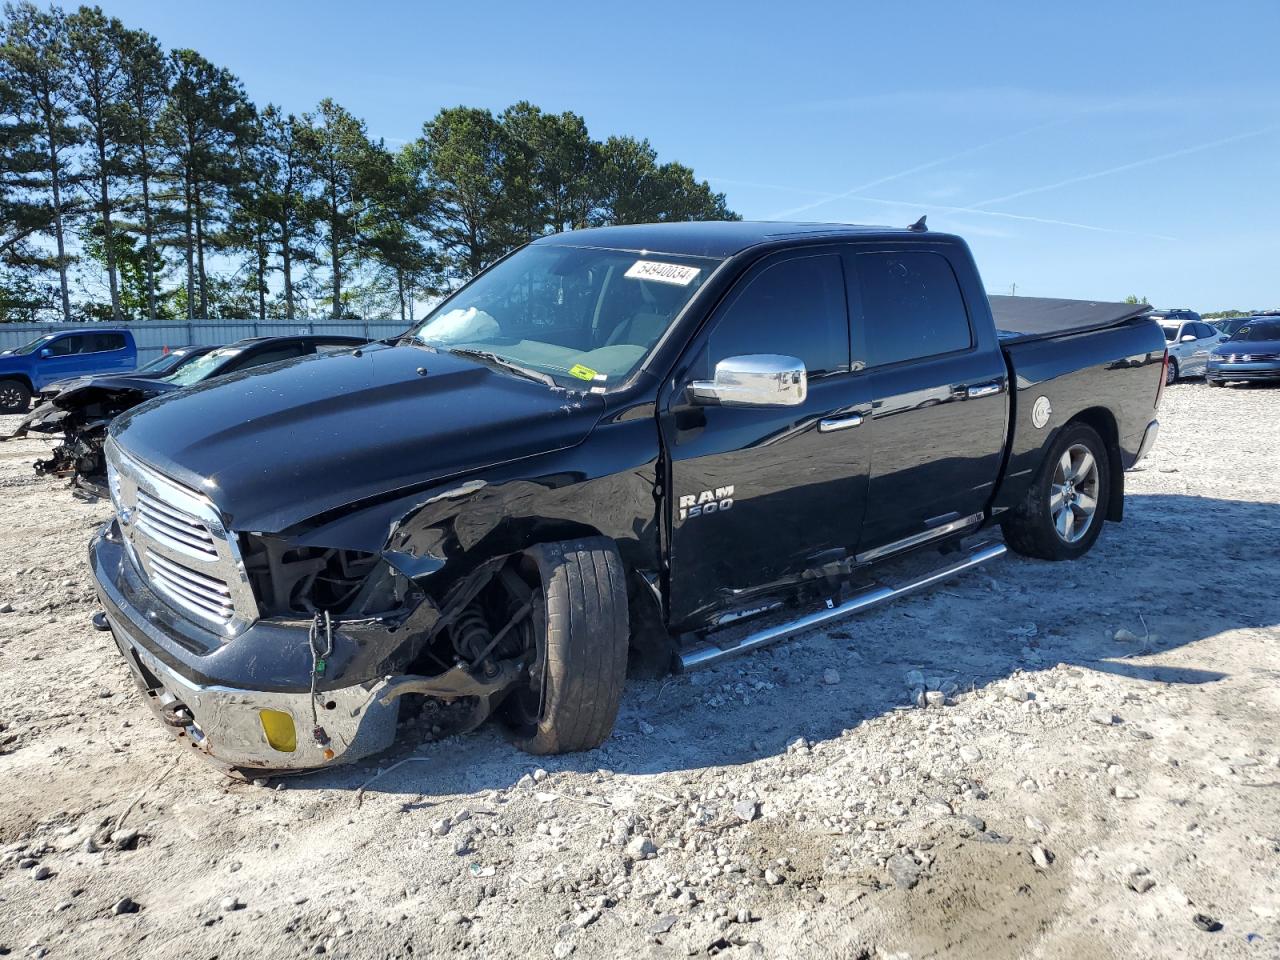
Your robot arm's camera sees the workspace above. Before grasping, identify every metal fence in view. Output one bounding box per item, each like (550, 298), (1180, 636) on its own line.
(0, 319), (410, 364)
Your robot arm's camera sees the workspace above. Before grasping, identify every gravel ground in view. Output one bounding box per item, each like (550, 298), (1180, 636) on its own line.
(0, 381), (1277, 960)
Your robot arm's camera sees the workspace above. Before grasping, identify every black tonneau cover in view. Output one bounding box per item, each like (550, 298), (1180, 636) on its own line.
(990, 295), (1152, 344)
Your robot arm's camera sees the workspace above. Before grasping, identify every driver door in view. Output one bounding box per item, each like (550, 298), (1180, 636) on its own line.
(660, 248), (873, 629)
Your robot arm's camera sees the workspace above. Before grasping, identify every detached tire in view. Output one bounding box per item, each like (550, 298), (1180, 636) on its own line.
(1002, 421), (1111, 561)
(503, 537), (629, 755)
(0, 379), (31, 414)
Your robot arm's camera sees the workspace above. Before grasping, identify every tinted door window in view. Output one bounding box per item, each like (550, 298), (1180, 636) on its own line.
(1195, 323), (1216, 339)
(228, 343), (306, 372)
(707, 254), (848, 376)
(857, 251), (972, 366)
(88, 332), (126, 352)
(46, 335), (87, 356)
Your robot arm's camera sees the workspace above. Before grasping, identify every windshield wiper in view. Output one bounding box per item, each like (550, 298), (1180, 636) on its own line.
(446, 348), (560, 388)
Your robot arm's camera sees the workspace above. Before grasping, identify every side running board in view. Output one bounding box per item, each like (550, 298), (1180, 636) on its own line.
(679, 540), (1007, 671)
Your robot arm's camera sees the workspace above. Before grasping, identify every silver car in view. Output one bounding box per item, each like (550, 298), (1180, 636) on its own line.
(1159, 318), (1222, 382)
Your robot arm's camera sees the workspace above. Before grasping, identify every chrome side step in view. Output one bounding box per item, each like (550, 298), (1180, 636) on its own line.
(679, 540), (1006, 671)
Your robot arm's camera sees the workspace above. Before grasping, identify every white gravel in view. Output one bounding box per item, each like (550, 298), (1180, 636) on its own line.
(0, 380), (1278, 959)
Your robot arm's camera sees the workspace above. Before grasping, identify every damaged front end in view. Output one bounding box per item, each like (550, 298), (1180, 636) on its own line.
(91, 441), (543, 773)
(11, 385), (151, 494)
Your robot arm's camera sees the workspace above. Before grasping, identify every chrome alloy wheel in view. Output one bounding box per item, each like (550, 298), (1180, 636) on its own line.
(1050, 443), (1100, 543)
(0, 382), (23, 409)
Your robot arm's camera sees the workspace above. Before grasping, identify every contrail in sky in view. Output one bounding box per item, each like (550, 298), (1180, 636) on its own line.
(766, 116), (1074, 220)
(846, 195), (1178, 241)
(972, 125), (1279, 207)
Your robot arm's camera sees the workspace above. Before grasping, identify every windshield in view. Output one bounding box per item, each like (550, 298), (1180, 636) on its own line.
(1228, 320), (1280, 343)
(136, 351), (189, 374)
(1161, 325), (1179, 343)
(411, 244), (720, 387)
(10, 335), (54, 355)
(162, 346), (240, 386)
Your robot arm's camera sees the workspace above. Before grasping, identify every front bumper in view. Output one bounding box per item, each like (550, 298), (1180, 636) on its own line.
(90, 523), (400, 771)
(1206, 360), (1280, 381)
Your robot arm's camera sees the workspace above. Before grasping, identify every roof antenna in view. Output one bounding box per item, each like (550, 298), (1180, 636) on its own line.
(908, 215), (928, 233)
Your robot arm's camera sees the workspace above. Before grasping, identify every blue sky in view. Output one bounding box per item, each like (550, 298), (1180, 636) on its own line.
(99, 0), (1279, 310)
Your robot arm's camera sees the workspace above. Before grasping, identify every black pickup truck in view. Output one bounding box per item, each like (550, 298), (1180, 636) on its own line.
(89, 221), (1166, 773)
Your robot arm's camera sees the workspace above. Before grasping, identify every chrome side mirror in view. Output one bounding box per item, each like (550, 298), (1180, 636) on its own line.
(1180, 334), (1196, 343)
(688, 354), (807, 407)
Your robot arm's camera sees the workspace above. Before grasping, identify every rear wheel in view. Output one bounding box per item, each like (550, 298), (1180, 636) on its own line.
(0, 379), (30, 414)
(1002, 422), (1110, 561)
(501, 537), (629, 755)
(1165, 359), (1179, 385)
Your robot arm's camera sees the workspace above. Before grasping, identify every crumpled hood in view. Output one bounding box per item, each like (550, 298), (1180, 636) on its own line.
(110, 343), (604, 532)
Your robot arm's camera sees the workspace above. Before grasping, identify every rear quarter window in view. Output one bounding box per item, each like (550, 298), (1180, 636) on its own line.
(856, 251), (972, 366)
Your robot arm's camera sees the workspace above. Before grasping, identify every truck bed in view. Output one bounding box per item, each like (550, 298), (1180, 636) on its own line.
(990, 295), (1152, 344)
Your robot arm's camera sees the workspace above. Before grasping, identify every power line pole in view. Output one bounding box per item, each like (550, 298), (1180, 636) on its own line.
(1009, 282), (1017, 296)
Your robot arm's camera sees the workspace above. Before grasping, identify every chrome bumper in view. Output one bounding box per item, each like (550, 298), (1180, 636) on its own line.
(92, 523), (400, 771)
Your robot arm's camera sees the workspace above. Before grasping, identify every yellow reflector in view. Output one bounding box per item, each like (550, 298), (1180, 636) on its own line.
(259, 709), (297, 753)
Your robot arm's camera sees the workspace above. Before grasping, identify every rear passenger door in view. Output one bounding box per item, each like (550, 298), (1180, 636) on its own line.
(662, 248), (873, 628)
(89, 332), (132, 374)
(852, 247), (1008, 557)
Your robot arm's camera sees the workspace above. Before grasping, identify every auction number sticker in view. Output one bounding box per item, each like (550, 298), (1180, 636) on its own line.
(625, 260), (701, 286)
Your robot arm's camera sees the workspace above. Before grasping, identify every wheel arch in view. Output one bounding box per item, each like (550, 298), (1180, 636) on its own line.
(0, 373), (34, 391)
(1063, 406), (1124, 522)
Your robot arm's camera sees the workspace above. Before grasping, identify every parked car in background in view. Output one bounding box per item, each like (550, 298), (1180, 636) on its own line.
(1158, 316), (1222, 383)
(39, 344), (218, 400)
(1207, 317), (1280, 386)
(1212, 317), (1256, 339)
(9, 334), (367, 491)
(0, 328), (137, 413)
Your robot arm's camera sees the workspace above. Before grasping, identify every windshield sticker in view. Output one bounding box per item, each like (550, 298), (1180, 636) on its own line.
(624, 260), (701, 286)
(568, 363), (602, 382)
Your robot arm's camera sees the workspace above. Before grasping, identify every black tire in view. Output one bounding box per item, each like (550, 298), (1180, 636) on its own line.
(504, 537), (629, 755)
(1002, 421), (1111, 561)
(1165, 359), (1179, 385)
(1207, 378), (1224, 388)
(0, 379), (31, 414)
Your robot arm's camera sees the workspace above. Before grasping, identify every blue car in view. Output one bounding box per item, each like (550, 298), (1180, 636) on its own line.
(0, 328), (137, 413)
(1207, 317), (1280, 386)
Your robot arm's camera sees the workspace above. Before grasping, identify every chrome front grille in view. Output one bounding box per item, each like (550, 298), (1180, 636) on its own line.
(1224, 353), (1279, 362)
(145, 551), (236, 622)
(105, 438), (257, 634)
(135, 488), (219, 561)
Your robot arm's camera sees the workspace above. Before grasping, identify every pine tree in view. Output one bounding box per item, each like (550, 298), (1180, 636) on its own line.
(160, 48), (253, 318)
(115, 24), (169, 320)
(1, 2), (80, 322)
(66, 5), (128, 319)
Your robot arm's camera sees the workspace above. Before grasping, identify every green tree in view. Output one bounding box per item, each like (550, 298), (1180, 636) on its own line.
(115, 23), (169, 319)
(365, 143), (438, 321)
(1, 2), (80, 322)
(66, 5), (129, 319)
(500, 101), (597, 235)
(257, 105), (315, 319)
(593, 135), (736, 225)
(0, 27), (54, 320)
(301, 99), (386, 318)
(417, 106), (525, 280)
(160, 48), (253, 318)
(1124, 294), (1148, 305)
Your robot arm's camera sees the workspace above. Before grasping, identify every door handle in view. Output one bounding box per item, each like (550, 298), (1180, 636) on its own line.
(965, 381), (1004, 399)
(818, 413), (863, 432)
